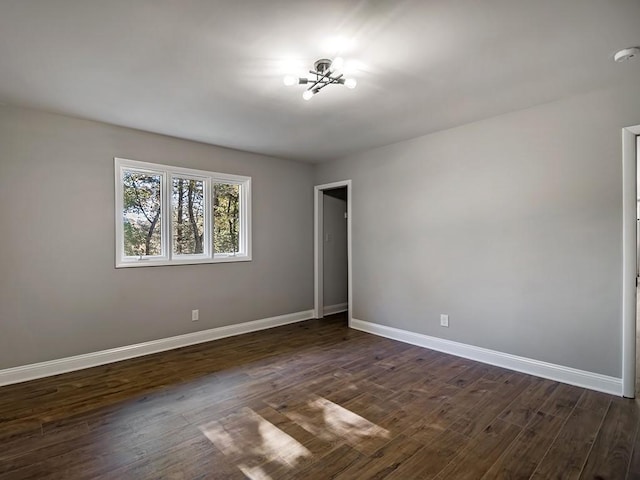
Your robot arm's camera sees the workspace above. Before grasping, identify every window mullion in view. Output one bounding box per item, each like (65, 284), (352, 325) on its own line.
(116, 164), (125, 260)
(163, 171), (171, 260)
(211, 178), (217, 257)
(243, 178), (251, 256)
(205, 177), (212, 258)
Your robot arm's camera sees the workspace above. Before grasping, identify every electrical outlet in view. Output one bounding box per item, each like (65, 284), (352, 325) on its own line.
(192, 309), (199, 321)
(440, 314), (449, 327)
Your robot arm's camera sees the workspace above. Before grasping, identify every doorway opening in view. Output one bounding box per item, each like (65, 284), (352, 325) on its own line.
(622, 125), (640, 397)
(314, 180), (352, 325)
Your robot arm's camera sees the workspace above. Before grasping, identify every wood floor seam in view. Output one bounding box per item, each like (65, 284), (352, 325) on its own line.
(527, 400), (577, 479)
(575, 401), (612, 479)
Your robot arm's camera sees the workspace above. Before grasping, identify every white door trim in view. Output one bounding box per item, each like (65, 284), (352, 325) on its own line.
(622, 125), (640, 398)
(314, 180), (352, 326)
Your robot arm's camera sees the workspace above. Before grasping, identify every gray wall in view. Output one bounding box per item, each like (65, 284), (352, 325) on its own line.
(0, 106), (314, 369)
(316, 82), (640, 378)
(323, 192), (348, 309)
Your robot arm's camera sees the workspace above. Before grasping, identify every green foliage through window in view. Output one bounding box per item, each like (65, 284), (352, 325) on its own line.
(214, 183), (240, 254)
(123, 171), (162, 256)
(172, 178), (205, 254)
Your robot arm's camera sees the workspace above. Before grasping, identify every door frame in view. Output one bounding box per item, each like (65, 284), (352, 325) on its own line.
(622, 125), (640, 398)
(314, 180), (352, 325)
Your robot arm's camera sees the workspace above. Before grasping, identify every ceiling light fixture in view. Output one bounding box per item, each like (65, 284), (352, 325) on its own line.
(283, 58), (357, 100)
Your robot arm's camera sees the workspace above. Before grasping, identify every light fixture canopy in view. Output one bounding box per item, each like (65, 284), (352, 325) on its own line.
(284, 57), (357, 100)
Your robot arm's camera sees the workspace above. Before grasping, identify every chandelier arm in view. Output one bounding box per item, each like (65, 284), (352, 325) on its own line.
(313, 83), (329, 93)
(325, 73), (344, 85)
(314, 72), (343, 86)
(307, 68), (334, 91)
(313, 75), (343, 92)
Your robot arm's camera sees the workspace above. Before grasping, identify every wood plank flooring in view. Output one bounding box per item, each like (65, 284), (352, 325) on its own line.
(0, 313), (638, 479)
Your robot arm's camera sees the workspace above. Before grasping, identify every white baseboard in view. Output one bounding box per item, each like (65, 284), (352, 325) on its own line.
(351, 318), (622, 396)
(323, 302), (348, 315)
(0, 310), (314, 387)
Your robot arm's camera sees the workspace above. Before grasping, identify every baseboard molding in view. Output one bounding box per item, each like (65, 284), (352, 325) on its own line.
(351, 318), (622, 396)
(0, 310), (314, 387)
(323, 302), (348, 315)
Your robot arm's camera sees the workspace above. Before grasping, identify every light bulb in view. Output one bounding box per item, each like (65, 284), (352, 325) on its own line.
(283, 75), (297, 86)
(302, 90), (313, 100)
(331, 57), (344, 72)
(344, 78), (357, 89)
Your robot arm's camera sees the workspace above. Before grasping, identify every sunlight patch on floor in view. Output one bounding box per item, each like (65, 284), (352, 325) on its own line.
(199, 395), (390, 478)
(237, 464), (273, 480)
(199, 407), (311, 480)
(285, 395), (390, 445)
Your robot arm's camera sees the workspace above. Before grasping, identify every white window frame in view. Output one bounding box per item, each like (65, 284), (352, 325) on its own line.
(115, 157), (252, 268)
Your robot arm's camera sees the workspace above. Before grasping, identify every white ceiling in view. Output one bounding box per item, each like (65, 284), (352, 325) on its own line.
(0, 0), (639, 163)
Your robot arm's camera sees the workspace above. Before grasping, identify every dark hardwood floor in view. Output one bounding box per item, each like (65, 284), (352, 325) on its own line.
(1, 313), (638, 479)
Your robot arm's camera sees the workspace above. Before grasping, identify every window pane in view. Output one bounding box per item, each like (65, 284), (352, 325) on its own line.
(172, 177), (205, 254)
(214, 183), (240, 254)
(122, 170), (162, 256)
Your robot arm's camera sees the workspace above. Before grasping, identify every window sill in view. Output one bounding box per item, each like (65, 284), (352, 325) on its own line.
(115, 255), (252, 268)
